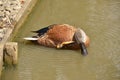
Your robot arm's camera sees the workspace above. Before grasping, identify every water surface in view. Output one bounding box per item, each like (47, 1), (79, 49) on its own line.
(1, 0), (120, 80)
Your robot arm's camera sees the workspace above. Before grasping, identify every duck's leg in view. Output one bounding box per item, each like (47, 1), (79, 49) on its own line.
(74, 29), (88, 56)
(57, 41), (74, 48)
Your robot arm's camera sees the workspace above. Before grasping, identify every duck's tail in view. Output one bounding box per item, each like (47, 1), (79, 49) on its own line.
(31, 27), (49, 34)
(23, 37), (39, 41)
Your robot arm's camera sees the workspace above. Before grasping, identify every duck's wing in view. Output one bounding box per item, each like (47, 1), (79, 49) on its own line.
(74, 29), (88, 56)
(31, 24), (57, 36)
(32, 27), (49, 33)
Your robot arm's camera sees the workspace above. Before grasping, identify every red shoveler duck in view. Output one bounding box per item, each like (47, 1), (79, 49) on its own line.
(24, 24), (90, 56)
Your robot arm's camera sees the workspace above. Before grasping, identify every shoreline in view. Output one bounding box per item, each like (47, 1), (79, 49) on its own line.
(0, 0), (38, 76)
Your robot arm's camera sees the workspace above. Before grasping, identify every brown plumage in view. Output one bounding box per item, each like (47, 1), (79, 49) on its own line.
(24, 24), (90, 55)
(37, 24), (89, 49)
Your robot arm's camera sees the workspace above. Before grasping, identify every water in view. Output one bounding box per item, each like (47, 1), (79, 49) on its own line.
(1, 0), (120, 80)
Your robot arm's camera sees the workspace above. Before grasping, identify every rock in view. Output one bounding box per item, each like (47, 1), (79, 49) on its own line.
(0, 0), (22, 28)
(3, 42), (18, 65)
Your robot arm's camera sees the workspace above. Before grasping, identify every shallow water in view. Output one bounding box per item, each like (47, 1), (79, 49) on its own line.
(1, 0), (120, 80)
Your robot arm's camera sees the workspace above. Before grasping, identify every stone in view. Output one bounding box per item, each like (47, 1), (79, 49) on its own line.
(3, 42), (18, 65)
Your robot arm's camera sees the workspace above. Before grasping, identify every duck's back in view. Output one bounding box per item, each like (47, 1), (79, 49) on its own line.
(47, 24), (76, 44)
(37, 24), (77, 48)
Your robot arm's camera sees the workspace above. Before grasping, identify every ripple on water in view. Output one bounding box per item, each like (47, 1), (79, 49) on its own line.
(2, 0), (120, 80)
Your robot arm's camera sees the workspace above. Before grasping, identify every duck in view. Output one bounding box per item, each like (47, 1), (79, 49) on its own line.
(24, 24), (90, 56)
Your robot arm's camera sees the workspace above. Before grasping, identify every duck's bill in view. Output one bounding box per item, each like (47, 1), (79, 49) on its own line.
(23, 37), (38, 41)
(79, 42), (88, 56)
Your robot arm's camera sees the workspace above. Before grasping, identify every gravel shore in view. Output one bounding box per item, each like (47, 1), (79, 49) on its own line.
(0, 0), (25, 41)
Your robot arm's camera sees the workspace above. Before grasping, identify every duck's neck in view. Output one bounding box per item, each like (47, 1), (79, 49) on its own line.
(79, 29), (87, 43)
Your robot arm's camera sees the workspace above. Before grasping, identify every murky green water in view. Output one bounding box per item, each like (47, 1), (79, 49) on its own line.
(1, 0), (120, 80)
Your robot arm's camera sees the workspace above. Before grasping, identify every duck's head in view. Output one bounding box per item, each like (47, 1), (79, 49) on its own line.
(74, 28), (90, 56)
